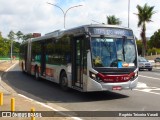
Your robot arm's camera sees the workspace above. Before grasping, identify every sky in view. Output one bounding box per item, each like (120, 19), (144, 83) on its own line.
(0, 0), (160, 39)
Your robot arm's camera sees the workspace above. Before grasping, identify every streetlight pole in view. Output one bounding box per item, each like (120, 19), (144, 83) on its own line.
(47, 2), (82, 29)
(128, 0), (130, 28)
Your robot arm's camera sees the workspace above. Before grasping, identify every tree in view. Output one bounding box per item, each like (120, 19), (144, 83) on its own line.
(22, 33), (33, 42)
(8, 30), (15, 40)
(136, 40), (142, 55)
(149, 29), (160, 48)
(0, 31), (21, 59)
(16, 31), (23, 41)
(0, 34), (10, 56)
(135, 3), (155, 57)
(13, 41), (20, 53)
(8, 30), (15, 62)
(107, 15), (122, 25)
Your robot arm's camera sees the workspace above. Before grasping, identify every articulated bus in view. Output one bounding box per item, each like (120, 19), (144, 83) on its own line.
(19, 24), (138, 92)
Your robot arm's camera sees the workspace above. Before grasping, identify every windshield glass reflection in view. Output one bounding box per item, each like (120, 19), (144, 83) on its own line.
(91, 38), (136, 68)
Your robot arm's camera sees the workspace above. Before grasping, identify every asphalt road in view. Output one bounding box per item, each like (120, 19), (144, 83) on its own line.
(2, 64), (160, 120)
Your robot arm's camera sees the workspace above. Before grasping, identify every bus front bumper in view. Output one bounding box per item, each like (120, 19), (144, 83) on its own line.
(86, 77), (139, 92)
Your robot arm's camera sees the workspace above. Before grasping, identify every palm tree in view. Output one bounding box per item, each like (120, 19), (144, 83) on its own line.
(107, 15), (122, 25)
(135, 3), (155, 57)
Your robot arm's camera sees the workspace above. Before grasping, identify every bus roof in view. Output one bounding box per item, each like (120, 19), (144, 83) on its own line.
(25, 24), (133, 43)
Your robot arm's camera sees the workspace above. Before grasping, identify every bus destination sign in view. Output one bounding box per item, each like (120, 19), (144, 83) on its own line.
(89, 28), (133, 37)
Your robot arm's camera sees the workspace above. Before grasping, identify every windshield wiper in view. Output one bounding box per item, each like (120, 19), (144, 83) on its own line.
(122, 36), (126, 61)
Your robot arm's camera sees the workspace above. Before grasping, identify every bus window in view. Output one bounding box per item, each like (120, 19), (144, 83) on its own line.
(31, 41), (41, 62)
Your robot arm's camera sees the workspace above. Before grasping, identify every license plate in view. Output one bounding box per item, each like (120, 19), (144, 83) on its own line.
(112, 86), (122, 90)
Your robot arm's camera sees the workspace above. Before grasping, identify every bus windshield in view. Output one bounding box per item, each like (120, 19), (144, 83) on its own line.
(91, 37), (136, 68)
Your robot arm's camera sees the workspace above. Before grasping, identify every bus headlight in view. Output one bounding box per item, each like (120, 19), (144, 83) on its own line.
(89, 71), (102, 82)
(134, 71), (138, 77)
(130, 70), (138, 81)
(89, 71), (96, 80)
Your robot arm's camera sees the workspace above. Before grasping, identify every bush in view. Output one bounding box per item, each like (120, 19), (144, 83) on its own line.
(147, 48), (160, 55)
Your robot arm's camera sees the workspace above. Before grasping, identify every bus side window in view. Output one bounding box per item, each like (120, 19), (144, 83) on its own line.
(65, 52), (71, 63)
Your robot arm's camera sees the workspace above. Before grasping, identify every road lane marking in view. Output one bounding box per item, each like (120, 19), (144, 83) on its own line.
(135, 82), (160, 95)
(139, 75), (160, 80)
(135, 89), (160, 95)
(18, 94), (82, 120)
(5, 61), (18, 72)
(136, 82), (148, 88)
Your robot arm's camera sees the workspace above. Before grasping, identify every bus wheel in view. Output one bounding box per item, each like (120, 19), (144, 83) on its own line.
(60, 72), (69, 91)
(35, 67), (39, 80)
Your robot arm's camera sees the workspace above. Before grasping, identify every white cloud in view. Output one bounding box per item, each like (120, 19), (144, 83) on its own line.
(0, 0), (159, 39)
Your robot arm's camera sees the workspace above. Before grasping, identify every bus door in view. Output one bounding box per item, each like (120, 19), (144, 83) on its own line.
(72, 37), (87, 89)
(40, 42), (46, 76)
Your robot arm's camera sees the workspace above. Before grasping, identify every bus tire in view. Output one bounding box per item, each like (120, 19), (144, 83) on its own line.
(60, 72), (69, 91)
(34, 66), (40, 80)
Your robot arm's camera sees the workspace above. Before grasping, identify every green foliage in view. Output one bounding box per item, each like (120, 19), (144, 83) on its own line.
(136, 40), (142, 55)
(136, 3), (155, 28)
(107, 15), (122, 25)
(0, 35), (10, 56)
(0, 30), (35, 59)
(8, 30), (33, 42)
(147, 48), (160, 55)
(136, 38), (160, 56)
(0, 31), (20, 58)
(8, 30), (15, 40)
(149, 29), (160, 48)
(13, 41), (20, 53)
(135, 3), (155, 56)
(22, 33), (33, 41)
(16, 31), (23, 41)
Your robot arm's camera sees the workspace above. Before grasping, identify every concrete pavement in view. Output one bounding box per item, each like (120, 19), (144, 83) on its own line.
(0, 60), (159, 120)
(0, 61), (73, 120)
